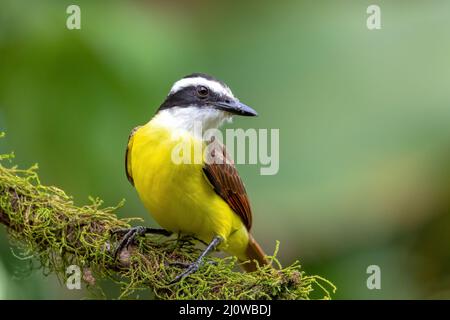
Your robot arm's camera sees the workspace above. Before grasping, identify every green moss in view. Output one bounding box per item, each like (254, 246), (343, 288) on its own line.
(0, 135), (335, 299)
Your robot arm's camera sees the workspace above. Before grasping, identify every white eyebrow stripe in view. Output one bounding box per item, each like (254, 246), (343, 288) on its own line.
(169, 77), (234, 98)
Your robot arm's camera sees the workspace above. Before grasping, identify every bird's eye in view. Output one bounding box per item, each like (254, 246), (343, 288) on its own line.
(197, 86), (209, 98)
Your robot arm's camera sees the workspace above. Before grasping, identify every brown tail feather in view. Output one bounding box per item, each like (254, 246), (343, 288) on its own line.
(241, 234), (269, 272)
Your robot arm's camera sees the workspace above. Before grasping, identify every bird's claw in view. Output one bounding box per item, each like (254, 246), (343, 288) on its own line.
(169, 261), (201, 284)
(113, 226), (147, 259)
(168, 236), (222, 284)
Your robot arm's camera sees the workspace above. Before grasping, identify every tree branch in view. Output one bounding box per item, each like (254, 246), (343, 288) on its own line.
(0, 150), (335, 299)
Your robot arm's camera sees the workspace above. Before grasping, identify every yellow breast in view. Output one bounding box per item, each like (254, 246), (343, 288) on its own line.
(130, 121), (248, 252)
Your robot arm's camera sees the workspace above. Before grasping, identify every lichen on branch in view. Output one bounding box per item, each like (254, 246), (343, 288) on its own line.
(0, 137), (335, 299)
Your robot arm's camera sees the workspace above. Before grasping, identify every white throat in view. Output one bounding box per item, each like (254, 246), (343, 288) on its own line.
(151, 107), (232, 139)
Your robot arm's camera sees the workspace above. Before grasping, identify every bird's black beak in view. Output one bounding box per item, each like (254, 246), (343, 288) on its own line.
(213, 100), (258, 117)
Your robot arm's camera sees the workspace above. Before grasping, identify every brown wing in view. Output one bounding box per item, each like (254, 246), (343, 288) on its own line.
(125, 126), (141, 186)
(202, 142), (253, 230)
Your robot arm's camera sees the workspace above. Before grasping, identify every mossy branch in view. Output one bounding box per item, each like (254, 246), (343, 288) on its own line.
(0, 143), (335, 299)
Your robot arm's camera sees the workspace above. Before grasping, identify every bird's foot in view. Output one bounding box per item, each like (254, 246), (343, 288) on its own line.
(169, 260), (202, 284)
(113, 226), (146, 259)
(112, 226), (171, 259)
(168, 235), (222, 284)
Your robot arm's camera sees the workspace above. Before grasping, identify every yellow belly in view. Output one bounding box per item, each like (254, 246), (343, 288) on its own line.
(130, 122), (249, 258)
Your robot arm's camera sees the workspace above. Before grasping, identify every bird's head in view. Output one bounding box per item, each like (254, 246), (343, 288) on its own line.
(156, 73), (257, 131)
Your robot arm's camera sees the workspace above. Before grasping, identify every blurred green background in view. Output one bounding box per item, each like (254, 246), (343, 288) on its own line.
(1, 0), (450, 299)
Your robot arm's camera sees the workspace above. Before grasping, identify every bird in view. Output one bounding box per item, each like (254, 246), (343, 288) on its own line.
(116, 73), (268, 282)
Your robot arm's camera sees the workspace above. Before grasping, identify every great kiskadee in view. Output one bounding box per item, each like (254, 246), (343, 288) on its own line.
(116, 73), (268, 282)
